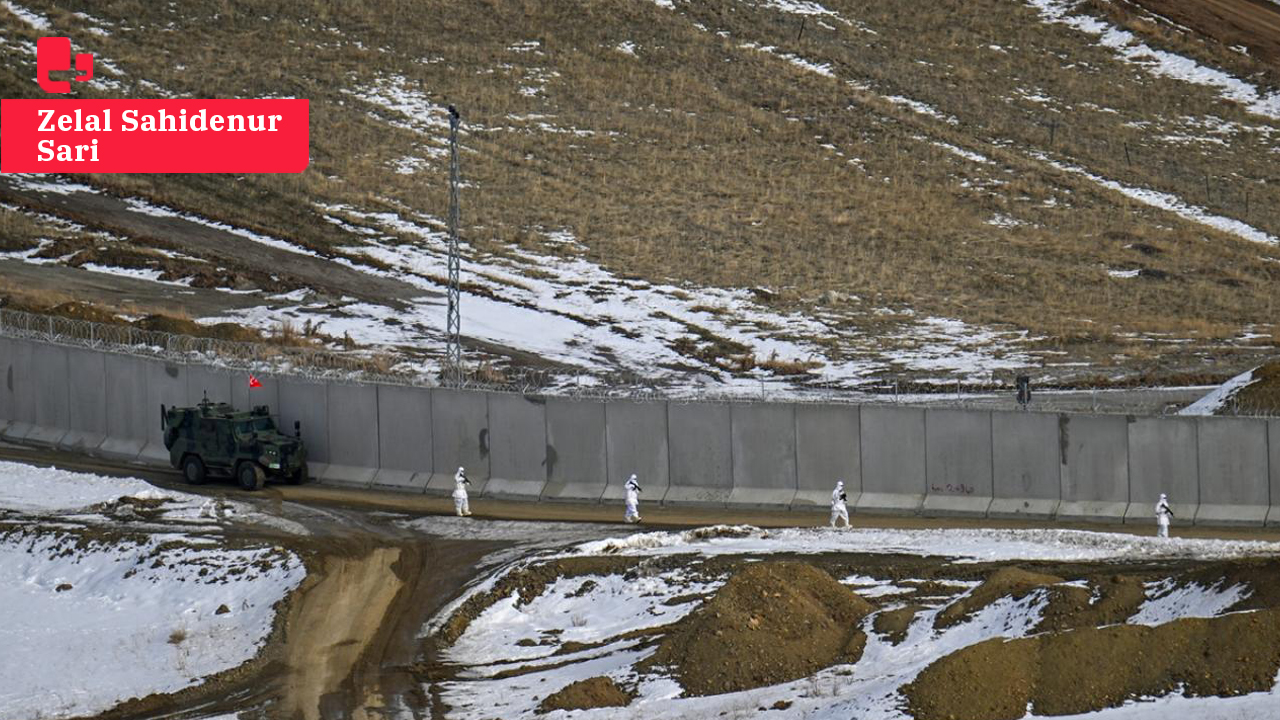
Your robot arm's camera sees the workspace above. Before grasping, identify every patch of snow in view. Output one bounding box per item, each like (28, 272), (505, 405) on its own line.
(935, 141), (993, 164)
(344, 75), (452, 142)
(390, 153), (439, 175)
(988, 213), (1024, 228)
(616, 40), (637, 56)
(1037, 155), (1278, 246)
(79, 263), (193, 287)
(7, 175), (99, 196)
(434, 562), (1054, 720)
(1179, 368), (1258, 415)
(120, 197), (319, 256)
(430, 519), (1280, 719)
(2, 0), (49, 30)
(0, 461), (294, 533)
(0, 531), (304, 718)
(884, 95), (960, 124)
(447, 570), (721, 667)
(1032, 688), (1280, 719)
(1129, 578), (1251, 625)
(0, 461), (206, 517)
(739, 42), (836, 78)
(760, 0), (842, 17)
(885, 316), (1033, 378)
(571, 526), (1280, 564)
(1108, 268), (1141, 278)
(1025, 0), (1280, 121)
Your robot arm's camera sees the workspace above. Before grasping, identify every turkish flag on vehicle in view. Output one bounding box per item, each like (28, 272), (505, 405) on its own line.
(248, 375), (263, 388)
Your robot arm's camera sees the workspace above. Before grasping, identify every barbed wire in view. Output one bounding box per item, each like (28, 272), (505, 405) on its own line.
(0, 308), (1273, 416)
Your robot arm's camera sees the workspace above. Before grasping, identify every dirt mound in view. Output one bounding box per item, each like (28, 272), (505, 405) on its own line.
(643, 561), (873, 696)
(906, 608), (1280, 720)
(873, 604), (928, 645)
(935, 567), (1063, 629)
(1047, 575), (1149, 630)
(1232, 362), (1280, 415)
(136, 314), (264, 343)
(537, 677), (632, 714)
(49, 301), (122, 324)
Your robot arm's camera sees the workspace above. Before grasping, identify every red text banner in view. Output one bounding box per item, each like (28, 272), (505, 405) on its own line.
(1, 98), (309, 173)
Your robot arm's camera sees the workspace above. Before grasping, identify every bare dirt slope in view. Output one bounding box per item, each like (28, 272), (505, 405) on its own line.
(1120, 0), (1280, 67)
(278, 547), (405, 720)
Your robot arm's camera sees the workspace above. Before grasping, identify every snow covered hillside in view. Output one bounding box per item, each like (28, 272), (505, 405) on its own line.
(0, 0), (1277, 392)
(0, 461), (306, 719)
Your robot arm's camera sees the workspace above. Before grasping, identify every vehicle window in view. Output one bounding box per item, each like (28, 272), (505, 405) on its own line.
(252, 417), (276, 432)
(235, 422), (252, 435)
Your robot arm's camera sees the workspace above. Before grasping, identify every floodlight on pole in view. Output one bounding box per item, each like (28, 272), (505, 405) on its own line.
(445, 104), (463, 385)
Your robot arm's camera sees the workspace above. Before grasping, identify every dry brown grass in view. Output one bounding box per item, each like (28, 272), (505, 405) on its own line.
(0, 0), (1276, 382)
(0, 279), (83, 311)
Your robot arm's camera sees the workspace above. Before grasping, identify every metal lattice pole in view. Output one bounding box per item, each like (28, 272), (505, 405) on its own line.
(445, 105), (463, 385)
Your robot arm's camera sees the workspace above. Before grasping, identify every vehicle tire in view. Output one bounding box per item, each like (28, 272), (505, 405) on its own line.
(287, 464), (309, 485)
(237, 462), (265, 492)
(182, 455), (206, 486)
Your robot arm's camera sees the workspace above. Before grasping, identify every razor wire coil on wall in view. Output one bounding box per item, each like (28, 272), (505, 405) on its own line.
(0, 307), (1272, 416)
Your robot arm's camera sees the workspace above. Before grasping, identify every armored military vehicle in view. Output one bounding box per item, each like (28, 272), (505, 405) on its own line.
(161, 397), (308, 491)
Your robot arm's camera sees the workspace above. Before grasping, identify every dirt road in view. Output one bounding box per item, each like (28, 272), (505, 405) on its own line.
(5, 440), (1280, 541)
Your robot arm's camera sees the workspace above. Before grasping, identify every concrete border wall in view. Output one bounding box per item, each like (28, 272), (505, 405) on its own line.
(542, 398), (608, 502)
(1126, 417), (1198, 526)
(277, 377), (330, 477)
(27, 343), (70, 446)
(485, 393), (547, 499)
(603, 400), (669, 506)
(187, 366), (233, 406)
(0, 337), (14, 424)
(989, 411), (1060, 518)
(100, 353), (148, 461)
(0, 335), (1275, 526)
(140, 360), (189, 464)
(665, 399), (737, 507)
(1057, 414), (1129, 522)
(428, 388), (489, 495)
(233, 373), (279, 413)
(323, 383), (380, 488)
(373, 384), (432, 492)
(794, 404), (860, 510)
(665, 402), (733, 506)
(1269, 420), (1280, 526)
(0, 339), (35, 443)
(61, 348), (107, 454)
(923, 408), (993, 516)
(857, 406), (925, 514)
(728, 404), (797, 507)
(1196, 417), (1269, 526)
